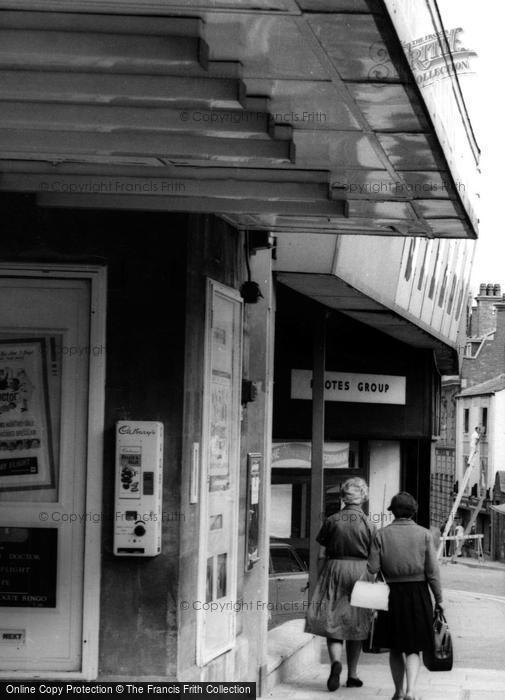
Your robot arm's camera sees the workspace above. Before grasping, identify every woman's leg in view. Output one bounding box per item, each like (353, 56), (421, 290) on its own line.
(326, 637), (343, 663)
(345, 640), (362, 679)
(326, 638), (343, 691)
(405, 653), (421, 697)
(389, 649), (405, 697)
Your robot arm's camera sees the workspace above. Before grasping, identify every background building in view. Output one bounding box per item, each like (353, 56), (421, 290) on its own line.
(431, 285), (505, 558)
(431, 375), (460, 528)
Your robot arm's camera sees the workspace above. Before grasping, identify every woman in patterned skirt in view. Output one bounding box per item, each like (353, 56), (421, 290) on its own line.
(306, 477), (375, 691)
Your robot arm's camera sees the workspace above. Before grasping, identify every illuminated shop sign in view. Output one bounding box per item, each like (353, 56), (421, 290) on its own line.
(291, 369), (406, 405)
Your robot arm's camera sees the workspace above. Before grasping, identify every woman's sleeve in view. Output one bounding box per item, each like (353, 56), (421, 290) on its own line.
(367, 531), (381, 575)
(368, 519), (377, 545)
(316, 519), (329, 547)
(425, 532), (443, 604)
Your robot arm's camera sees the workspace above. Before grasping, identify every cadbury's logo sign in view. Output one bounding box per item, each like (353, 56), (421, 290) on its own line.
(118, 426), (155, 436)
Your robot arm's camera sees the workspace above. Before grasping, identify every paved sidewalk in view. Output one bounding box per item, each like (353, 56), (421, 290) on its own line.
(264, 660), (505, 699)
(265, 584), (505, 699)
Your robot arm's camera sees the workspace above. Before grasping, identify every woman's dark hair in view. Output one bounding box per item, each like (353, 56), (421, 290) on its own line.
(387, 491), (418, 518)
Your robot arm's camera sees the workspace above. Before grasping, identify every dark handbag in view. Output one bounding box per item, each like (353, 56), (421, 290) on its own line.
(423, 608), (453, 671)
(362, 611), (388, 654)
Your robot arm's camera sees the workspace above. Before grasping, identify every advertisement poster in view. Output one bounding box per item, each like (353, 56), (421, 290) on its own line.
(0, 527), (57, 607)
(0, 339), (55, 492)
(208, 373), (231, 489)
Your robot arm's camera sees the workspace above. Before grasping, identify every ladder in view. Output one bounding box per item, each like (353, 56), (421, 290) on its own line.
(459, 471), (486, 560)
(437, 433), (480, 559)
(463, 491), (486, 538)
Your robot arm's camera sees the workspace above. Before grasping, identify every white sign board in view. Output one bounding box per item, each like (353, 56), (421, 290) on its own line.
(291, 370), (406, 405)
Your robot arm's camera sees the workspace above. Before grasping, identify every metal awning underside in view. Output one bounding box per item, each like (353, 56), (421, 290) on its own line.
(277, 271), (457, 372)
(0, 0), (478, 239)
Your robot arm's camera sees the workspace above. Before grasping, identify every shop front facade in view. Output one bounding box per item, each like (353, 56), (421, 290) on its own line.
(270, 283), (439, 555)
(0, 204), (275, 681)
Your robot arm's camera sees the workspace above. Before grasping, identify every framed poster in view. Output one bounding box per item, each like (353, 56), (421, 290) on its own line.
(0, 339), (56, 492)
(0, 527), (58, 607)
(197, 279), (243, 665)
(209, 374), (231, 485)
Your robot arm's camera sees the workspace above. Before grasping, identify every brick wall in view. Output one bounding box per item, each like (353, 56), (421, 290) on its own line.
(463, 286), (505, 387)
(464, 303), (505, 386)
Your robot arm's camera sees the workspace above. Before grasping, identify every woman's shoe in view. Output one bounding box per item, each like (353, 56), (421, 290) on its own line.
(346, 677), (363, 687)
(327, 661), (342, 691)
(391, 693), (404, 700)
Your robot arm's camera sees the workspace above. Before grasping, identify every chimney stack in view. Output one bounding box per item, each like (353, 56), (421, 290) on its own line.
(489, 295), (505, 373)
(469, 282), (502, 337)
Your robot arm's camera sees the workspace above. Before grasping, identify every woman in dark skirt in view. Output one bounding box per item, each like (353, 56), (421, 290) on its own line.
(367, 492), (444, 700)
(306, 477), (376, 691)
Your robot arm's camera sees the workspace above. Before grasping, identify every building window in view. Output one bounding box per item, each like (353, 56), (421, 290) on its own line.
(481, 407), (488, 435)
(464, 340), (482, 358)
(464, 408), (469, 434)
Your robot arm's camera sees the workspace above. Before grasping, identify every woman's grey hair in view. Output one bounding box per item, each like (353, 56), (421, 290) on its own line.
(341, 477), (369, 505)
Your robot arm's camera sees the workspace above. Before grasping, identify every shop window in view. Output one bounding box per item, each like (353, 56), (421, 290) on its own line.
(270, 484), (293, 538)
(270, 440), (362, 539)
(464, 408), (469, 434)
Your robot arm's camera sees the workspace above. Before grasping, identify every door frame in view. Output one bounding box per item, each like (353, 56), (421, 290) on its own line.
(0, 262), (106, 680)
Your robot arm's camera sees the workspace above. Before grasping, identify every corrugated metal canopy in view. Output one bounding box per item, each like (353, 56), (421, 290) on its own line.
(0, 0), (478, 239)
(276, 271), (458, 373)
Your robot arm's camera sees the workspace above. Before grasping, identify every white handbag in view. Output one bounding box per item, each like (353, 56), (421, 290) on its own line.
(350, 571), (389, 611)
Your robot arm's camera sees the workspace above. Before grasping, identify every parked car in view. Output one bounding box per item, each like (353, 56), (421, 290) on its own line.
(268, 541), (309, 629)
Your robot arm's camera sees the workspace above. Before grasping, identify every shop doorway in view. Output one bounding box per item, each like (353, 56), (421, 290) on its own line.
(0, 267), (105, 677)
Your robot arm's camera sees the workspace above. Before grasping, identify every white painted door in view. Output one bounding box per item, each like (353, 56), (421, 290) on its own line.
(0, 277), (90, 672)
(368, 441), (400, 529)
